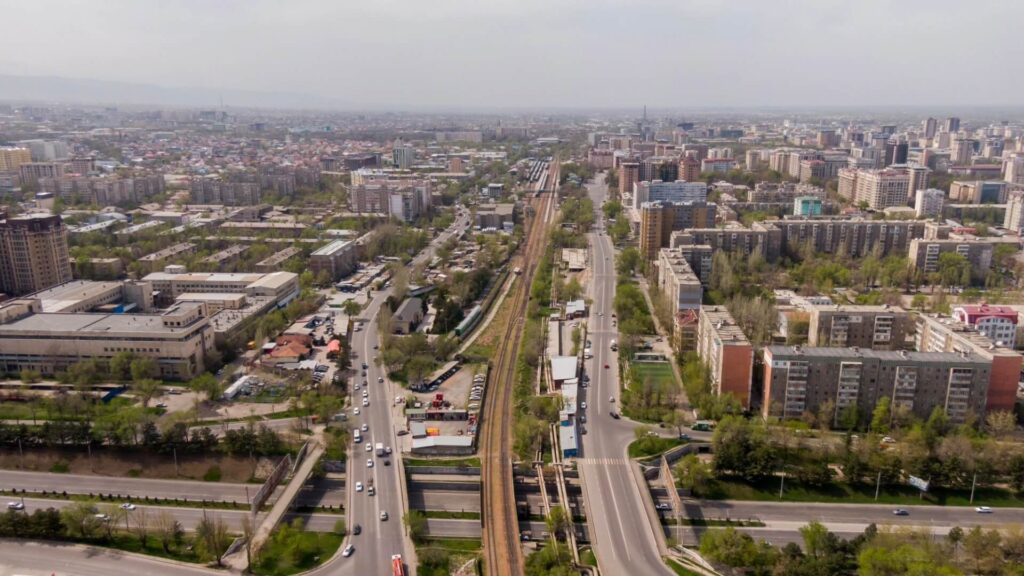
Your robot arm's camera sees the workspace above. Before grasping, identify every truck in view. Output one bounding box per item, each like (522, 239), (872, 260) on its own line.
(375, 442), (385, 457)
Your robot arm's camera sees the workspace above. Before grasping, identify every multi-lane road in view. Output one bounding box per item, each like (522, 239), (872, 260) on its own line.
(577, 172), (675, 576)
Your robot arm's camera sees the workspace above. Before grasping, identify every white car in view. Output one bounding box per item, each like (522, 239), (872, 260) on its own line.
(380, 511), (388, 521)
(362, 398), (369, 407)
(367, 458), (374, 468)
(386, 446), (392, 454)
(355, 482), (364, 492)
(342, 544), (355, 557)
(353, 407), (360, 415)
(361, 423), (368, 431)
(581, 401), (588, 410)
(6, 501), (23, 510)
(354, 383), (361, 391)
(362, 390), (369, 398)
(976, 506), (993, 514)
(368, 486), (375, 496)
(365, 443), (373, 452)
(119, 503), (136, 511)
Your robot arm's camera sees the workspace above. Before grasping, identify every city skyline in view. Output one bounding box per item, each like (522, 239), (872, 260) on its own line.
(2, 0), (1023, 110)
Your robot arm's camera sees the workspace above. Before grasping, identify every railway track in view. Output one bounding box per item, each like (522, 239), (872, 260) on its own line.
(481, 168), (556, 576)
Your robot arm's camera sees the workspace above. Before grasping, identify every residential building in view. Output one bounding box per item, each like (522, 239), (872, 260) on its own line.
(916, 313), (1022, 412)
(949, 180), (1007, 204)
(952, 304), (1019, 348)
(18, 162), (65, 186)
(1005, 154), (1024, 186)
(639, 156), (679, 183)
(0, 147), (32, 172)
(638, 201), (717, 260)
(671, 222), (782, 262)
(793, 196), (823, 216)
(808, 305), (912, 350)
(679, 155), (701, 182)
(952, 137), (976, 165)
(310, 238), (364, 281)
(632, 180), (707, 209)
(673, 309), (699, 353)
(914, 188), (946, 218)
(851, 168), (913, 210)
(944, 117), (961, 133)
(698, 306), (753, 408)
(763, 346), (991, 424)
(749, 182), (825, 203)
(190, 179), (261, 205)
(655, 249), (702, 311)
(619, 162), (639, 196)
(0, 213), (72, 296)
(138, 243), (197, 272)
(700, 158), (737, 173)
(770, 218), (926, 260)
(907, 238), (994, 282)
(392, 142), (415, 169)
(16, 139), (68, 161)
(254, 246), (301, 273)
(1005, 190), (1024, 234)
(678, 243), (714, 285)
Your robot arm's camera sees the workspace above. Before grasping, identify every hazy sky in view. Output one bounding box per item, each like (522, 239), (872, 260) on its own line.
(1, 0), (1022, 109)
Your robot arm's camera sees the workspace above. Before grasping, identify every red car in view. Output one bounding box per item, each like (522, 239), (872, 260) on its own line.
(604, 364), (609, 369)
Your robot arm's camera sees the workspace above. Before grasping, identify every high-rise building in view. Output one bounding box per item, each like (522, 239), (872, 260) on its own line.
(639, 157), (678, 183)
(923, 117), (938, 139)
(18, 162), (65, 187)
(392, 142), (415, 169)
(1004, 154), (1024, 185)
(619, 162), (639, 197)
(679, 155), (701, 182)
(914, 188), (946, 218)
(698, 306), (753, 408)
(0, 213), (72, 296)
(0, 147), (32, 172)
(843, 168), (913, 210)
(951, 137), (975, 165)
(1004, 191), (1024, 234)
(949, 180), (1008, 204)
(639, 201), (717, 260)
(944, 117), (961, 134)
(632, 180), (706, 209)
(763, 346), (991, 424)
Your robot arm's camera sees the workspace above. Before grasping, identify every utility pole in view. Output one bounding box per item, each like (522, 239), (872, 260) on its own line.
(969, 473), (977, 504)
(874, 471), (882, 501)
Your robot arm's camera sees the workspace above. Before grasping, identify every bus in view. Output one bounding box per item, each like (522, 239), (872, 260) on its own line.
(391, 554), (406, 576)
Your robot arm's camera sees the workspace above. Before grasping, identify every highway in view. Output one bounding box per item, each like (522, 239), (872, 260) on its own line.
(578, 172), (675, 576)
(0, 469), (259, 504)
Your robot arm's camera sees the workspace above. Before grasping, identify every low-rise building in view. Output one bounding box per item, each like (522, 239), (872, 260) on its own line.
(475, 203), (515, 231)
(391, 297), (424, 334)
(952, 304), (1019, 349)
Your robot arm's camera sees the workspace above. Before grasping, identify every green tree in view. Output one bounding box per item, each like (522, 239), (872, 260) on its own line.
(130, 357), (158, 381)
(675, 454), (712, 497)
(699, 527), (778, 572)
(870, 397), (892, 434)
(189, 373), (223, 402)
(195, 515), (231, 566)
(545, 505), (571, 541)
(131, 379), (162, 408)
(110, 351), (135, 381)
(616, 247), (642, 277)
(60, 501), (102, 538)
(403, 510), (429, 545)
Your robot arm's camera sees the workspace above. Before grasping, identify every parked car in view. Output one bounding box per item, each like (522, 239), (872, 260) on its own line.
(655, 503), (671, 511)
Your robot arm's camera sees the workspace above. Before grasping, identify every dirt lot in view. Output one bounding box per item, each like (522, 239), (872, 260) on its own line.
(0, 447), (277, 483)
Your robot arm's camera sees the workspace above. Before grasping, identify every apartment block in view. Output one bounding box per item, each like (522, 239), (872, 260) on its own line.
(808, 305), (912, 350)
(632, 180), (707, 210)
(619, 162), (639, 196)
(655, 249), (702, 311)
(771, 218), (925, 260)
(949, 180), (1007, 204)
(0, 147), (32, 172)
(914, 189), (946, 218)
(749, 182), (826, 203)
(763, 346), (991, 424)
(915, 313), (1022, 412)
(255, 246), (302, 273)
(190, 179), (261, 206)
(671, 222), (782, 262)
(907, 238), (994, 282)
(0, 213), (72, 296)
(698, 306), (753, 408)
(638, 201), (717, 260)
(793, 196), (823, 216)
(310, 238), (364, 281)
(18, 162), (65, 186)
(1005, 190), (1024, 234)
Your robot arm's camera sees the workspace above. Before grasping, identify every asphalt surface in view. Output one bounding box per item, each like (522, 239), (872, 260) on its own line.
(577, 173), (674, 576)
(313, 211), (472, 576)
(0, 469), (260, 504)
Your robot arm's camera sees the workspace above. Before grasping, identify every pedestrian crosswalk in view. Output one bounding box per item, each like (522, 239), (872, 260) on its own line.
(575, 457), (630, 466)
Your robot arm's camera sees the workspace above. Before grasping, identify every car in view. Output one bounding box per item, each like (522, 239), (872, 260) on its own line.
(373, 344), (379, 350)
(362, 398), (369, 407)
(361, 370), (367, 377)
(610, 411), (620, 419)
(353, 407), (360, 415)
(397, 429), (409, 436)
(119, 503), (136, 511)
(892, 508), (908, 516)
(976, 506), (993, 514)
(580, 414), (586, 423)
(342, 544), (355, 557)
(352, 524), (361, 535)
(6, 501), (23, 510)
(881, 436), (896, 444)
(380, 511), (389, 521)
(155, 402), (168, 409)
(367, 458), (374, 468)
(368, 486), (375, 496)
(365, 443), (373, 452)
(384, 459), (391, 466)
(655, 503), (671, 511)
(361, 362), (368, 369)
(361, 423), (369, 432)
(609, 396), (615, 402)
(385, 446), (392, 454)
(581, 401), (588, 409)
(355, 481), (364, 492)
(604, 364), (609, 369)
(378, 376), (384, 383)
(679, 433), (691, 441)
(94, 514), (110, 521)
(598, 312), (603, 317)
(362, 390), (369, 397)
(581, 426), (587, 435)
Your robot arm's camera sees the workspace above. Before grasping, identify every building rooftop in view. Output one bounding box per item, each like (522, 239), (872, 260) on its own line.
(701, 306), (750, 344)
(0, 308), (202, 337)
(550, 356), (578, 381)
(311, 239), (355, 257)
(765, 345), (989, 364)
(28, 280), (123, 313)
